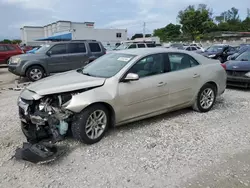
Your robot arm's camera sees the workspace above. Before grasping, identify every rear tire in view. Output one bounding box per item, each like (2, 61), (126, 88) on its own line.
(192, 83), (216, 112)
(26, 66), (44, 81)
(71, 104), (109, 144)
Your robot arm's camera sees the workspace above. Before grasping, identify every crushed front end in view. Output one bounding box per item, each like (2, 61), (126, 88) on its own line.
(16, 89), (75, 163)
(18, 92), (73, 144)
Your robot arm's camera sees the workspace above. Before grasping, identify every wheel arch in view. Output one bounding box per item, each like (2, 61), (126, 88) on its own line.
(83, 102), (116, 128)
(24, 64), (46, 76)
(205, 81), (218, 95)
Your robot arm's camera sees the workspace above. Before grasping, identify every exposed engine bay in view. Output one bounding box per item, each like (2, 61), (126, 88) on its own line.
(15, 91), (80, 163)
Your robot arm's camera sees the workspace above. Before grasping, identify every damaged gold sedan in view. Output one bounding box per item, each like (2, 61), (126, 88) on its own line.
(16, 48), (227, 162)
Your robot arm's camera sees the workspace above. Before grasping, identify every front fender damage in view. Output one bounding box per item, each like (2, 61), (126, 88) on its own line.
(15, 89), (88, 164)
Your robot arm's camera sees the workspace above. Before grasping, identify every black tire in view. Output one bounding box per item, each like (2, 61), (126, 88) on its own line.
(71, 104), (110, 144)
(192, 83), (217, 113)
(26, 65), (45, 82)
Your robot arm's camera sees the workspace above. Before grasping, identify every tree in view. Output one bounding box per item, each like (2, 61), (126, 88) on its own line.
(242, 17), (250, 31)
(153, 23), (181, 41)
(12, 39), (22, 44)
(177, 4), (215, 40)
(1, 39), (12, 44)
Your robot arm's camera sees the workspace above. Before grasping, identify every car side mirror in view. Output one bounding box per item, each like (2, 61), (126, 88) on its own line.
(47, 51), (52, 56)
(227, 55), (232, 61)
(123, 73), (139, 82)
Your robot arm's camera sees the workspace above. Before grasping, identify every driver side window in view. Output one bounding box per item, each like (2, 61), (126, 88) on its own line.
(128, 54), (165, 78)
(50, 44), (67, 55)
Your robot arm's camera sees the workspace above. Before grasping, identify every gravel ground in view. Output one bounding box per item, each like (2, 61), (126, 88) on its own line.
(1, 69), (250, 188)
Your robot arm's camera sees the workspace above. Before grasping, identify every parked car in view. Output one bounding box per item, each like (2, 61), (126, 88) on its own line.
(0, 44), (24, 64)
(114, 42), (156, 50)
(190, 43), (203, 48)
(184, 46), (205, 53)
(170, 43), (184, 50)
(17, 48), (226, 145)
(21, 46), (33, 53)
(201, 44), (238, 63)
(227, 45), (250, 61)
(8, 40), (106, 81)
(223, 50), (250, 88)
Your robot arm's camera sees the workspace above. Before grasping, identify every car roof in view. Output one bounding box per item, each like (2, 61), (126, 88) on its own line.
(49, 40), (100, 45)
(113, 48), (214, 65)
(114, 48), (194, 56)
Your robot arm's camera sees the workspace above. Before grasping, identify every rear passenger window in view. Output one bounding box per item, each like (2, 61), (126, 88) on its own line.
(191, 47), (197, 51)
(137, 44), (146, 48)
(168, 53), (199, 71)
(68, 43), (86, 53)
(89, 43), (101, 52)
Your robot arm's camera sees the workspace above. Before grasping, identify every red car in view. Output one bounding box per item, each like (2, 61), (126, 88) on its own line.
(0, 44), (24, 64)
(21, 46), (33, 53)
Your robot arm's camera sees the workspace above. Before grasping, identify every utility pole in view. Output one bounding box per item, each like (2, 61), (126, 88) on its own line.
(143, 22), (146, 39)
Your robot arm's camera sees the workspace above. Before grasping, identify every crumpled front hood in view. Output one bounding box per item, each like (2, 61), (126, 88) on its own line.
(26, 70), (106, 96)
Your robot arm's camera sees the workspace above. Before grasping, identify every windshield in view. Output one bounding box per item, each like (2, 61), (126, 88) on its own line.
(235, 51), (250, 61)
(206, 45), (224, 52)
(35, 44), (51, 54)
(114, 43), (130, 50)
(80, 53), (136, 78)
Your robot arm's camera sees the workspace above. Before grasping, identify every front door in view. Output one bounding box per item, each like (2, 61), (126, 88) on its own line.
(116, 53), (169, 123)
(47, 44), (70, 73)
(166, 52), (201, 107)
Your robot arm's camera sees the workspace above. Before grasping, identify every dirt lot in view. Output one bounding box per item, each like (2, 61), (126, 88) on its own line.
(1, 68), (250, 188)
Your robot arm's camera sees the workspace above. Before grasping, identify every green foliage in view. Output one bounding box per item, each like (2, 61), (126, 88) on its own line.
(153, 5), (250, 42)
(153, 23), (181, 41)
(0, 39), (22, 44)
(177, 4), (215, 40)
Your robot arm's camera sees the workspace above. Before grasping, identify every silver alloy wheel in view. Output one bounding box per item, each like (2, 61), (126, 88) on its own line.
(85, 110), (107, 139)
(200, 88), (215, 109)
(30, 68), (43, 80)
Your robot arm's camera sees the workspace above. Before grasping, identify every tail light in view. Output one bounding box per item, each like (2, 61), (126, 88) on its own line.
(221, 63), (226, 70)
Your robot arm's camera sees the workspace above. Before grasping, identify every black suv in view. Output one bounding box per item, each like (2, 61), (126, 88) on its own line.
(8, 40), (106, 81)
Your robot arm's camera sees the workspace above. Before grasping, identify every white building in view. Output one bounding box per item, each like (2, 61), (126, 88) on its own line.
(20, 21), (128, 46)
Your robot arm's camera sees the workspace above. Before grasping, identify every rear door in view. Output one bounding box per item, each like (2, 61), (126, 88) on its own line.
(47, 44), (69, 73)
(0, 45), (9, 63)
(67, 43), (89, 68)
(166, 52), (201, 107)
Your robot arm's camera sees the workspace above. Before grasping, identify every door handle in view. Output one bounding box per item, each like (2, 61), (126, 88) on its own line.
(157, 82), (166, 87)
(193, 73), (200, 78)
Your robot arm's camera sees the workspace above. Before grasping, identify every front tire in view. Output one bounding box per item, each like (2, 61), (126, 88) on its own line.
(193, 83), (216, 112)
(26, 66), (44, 81)
(71, 104), (109, 144)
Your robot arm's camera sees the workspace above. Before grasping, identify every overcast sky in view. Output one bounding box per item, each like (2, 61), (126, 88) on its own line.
(0, 0), (249, 39)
